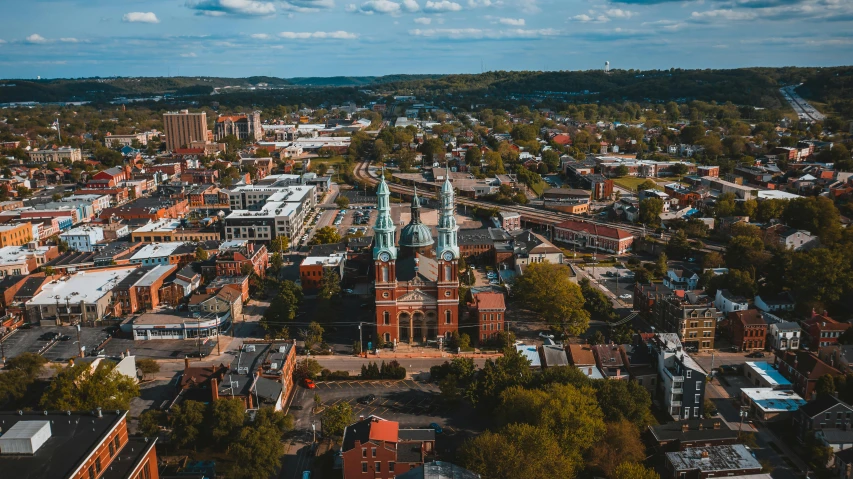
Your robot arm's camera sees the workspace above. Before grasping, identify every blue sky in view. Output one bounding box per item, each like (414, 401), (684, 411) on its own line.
(0, 0), (851, 79)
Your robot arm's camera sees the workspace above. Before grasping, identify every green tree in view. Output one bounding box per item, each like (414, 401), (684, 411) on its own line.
(322, 402), (354, 437)
(317, 269), (341, 301)
(614, 165), (630, 177)
(269, 236), (290, 253)
(594, 379), (653, 428)
(261, 280), (303, 338)
(725, 235), (765, 269)
(655, 253), (669, 278)
(300, 322), (325, 350)
(755, 199), (786, 223)
(459, 423), (579, 479)
(638, 198), (663, 226)
(667, 229), (692, 260)
(511, 262), (589, 335)
(714, 192), (737, 218)
(194, 246), (209, 261)
(816, 374), (837, 399)
(40, 362), (140, 411)
(208, 398), (246, 447)
(270, 252), (284, 272)
(137, 410), (165, 438)
(169, 400), (206, 449)
(310, 226), (341, 245)
(637, 179), (658, 191)
(783, 196), (842, 244)
(335, 195), (350, 209)
(468, 348), (535, 410)
(613, 462), (660, 479)
(294, 358), (322, 380)
(579, 278), (617, 322)
(0, 353), (47, 405)
(588, 420), (647, 477)
(230, 418), (285, 479)
(789, 248), (853, 309)
(136, 358), (160, 380)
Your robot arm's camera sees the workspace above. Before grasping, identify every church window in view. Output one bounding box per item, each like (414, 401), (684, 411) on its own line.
(444, 266), (451, 280)
(382, 267), (388, 282)
(445, 310), (452, 324)
(445, 290), (451, 297)
(383, 311), (390, 325)
(382, 292), (389, 298)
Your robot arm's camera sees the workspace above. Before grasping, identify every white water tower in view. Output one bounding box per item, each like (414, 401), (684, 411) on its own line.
(604, 61), (610, 73)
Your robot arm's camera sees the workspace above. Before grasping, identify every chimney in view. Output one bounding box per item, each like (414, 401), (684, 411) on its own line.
(700, 451), (710, 460)
(184, 357), (190, 369)
(682, 423), (689, 432)
(588, 367), (593, 376)
(616, 368), (621, 377)
(211, 377), (220, 401)
(713, 421), (720, 429)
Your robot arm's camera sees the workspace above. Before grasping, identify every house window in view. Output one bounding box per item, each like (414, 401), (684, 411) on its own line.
(389, 462), (395, 473)
(88, 466), (95, 479)
(375, 462), (381, 472)
(383, 312), (390, 326)
(694, 407), (699, 418)
(695, 394), (700, 404)
(372, 448), (377, 457)
(109, 441), (115, 456)
(362, 462), (368, 473)
(363, 448), (367, 458)
(686, 370), (691, 379)
(696, 382), (702, 390)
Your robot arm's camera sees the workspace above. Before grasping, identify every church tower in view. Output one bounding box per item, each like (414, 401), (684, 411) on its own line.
(373, 171), (398, 341)
(435, 167), (460, 338)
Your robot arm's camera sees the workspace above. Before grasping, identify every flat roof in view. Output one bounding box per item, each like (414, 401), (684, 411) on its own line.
(59, 226), (103, 237)
(0, 411), (126, 479)
(28, 267), (137, 305)
(135, 264), (176, 287)
(741, 388), (806, 412)
(130, 242), (184, 261)
(226, 201), (299, 219)
(0, 245), (50, 266)
(757, 190), (802, 200)
(132, 218), (184, 233)
(744, 361), (791, 388)
(667, 444), (761, 473)
(301, 255), (344, 267)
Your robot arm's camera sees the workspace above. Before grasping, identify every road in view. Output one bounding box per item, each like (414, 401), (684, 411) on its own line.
(307, 356), (490, 374)
(780, 85), (825, 122)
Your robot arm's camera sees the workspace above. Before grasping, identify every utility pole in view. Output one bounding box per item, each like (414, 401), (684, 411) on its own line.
(76, 324), (83, 358)
(197, 315), (202, 359)
(216, 315), (221, 356)
(359, 323), (364, 357)
(0, 326), (6, 366)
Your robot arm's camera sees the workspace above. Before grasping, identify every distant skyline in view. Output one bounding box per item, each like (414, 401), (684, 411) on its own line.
(1, 0), (852, 79)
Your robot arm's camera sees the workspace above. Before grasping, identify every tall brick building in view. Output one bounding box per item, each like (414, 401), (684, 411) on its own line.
(374, 175), (460, 346)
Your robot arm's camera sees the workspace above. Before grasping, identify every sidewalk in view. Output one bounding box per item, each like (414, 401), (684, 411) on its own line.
(372, 350), (502, 359)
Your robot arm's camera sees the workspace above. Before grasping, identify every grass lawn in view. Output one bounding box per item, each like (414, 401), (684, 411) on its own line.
(613, 177), (660, 191)
(529, 180), (548, 196)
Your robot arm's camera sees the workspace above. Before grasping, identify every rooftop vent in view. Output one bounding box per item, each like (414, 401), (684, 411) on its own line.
(0, 420), (52, 455)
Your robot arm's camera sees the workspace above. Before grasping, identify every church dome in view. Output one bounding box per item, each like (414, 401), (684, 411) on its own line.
(399, 188), (434, 248)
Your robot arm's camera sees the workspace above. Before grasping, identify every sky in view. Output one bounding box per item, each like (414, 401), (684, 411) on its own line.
(0, 0), (852, 79)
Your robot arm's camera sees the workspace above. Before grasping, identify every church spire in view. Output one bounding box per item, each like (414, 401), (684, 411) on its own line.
(372, 167), (397, 260)
(436, 162), (459, 259)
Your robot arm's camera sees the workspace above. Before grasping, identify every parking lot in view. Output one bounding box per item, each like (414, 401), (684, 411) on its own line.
(584, 265), (635, 302)
(332, 207), (375, 237)
(289, 379), (487, 460)
(0, 326), (111, 362)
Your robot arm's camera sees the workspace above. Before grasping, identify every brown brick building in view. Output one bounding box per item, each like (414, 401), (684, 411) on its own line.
(728, 309), (767, 351)
(341, 416), (435, 479)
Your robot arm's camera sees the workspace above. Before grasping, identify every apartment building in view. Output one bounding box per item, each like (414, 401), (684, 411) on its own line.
(0, 222), (33, 247)
(659, 293), (720, 351)
(27, 267), (138, 325)
(216, 240), (269, 278)
(163, 110), (209, 151)
(650, 333), (708, 421)
(341, 416), (436, 479)
(59, 226), (105, 252)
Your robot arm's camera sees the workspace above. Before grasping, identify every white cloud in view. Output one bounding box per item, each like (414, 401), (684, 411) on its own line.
(414, 16), (432, 24)
(0, 39), (6, 44)
(122, 12), (160, 23)
(690, 9), (757, 21)
(467, 0), (490, 5)
(187, 0), (276, 17)
(572, 13), (609, 23)
(498, 17), (524, 25)
(60, 38), (79, 43)
(424, 1), (462, 12)
(180, 52), (198, 57)
(25, 34), (49, 44)
(280, 0), (335, 11)
(402, 0), (420, 11)
(358, 0), (402, 14)
(409, 27), (561, 39)
(605, 8), (635, 19)
(251, 33), (271, 39)
(278, 30), (358, 39)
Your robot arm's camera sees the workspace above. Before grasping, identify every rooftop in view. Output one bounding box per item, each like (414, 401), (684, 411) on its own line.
(666, 444), (761, 473)
(515, 343), (541, 367)
(741, 388), (806, 412)
(28, 267), (137, 305)
(744, 361), (791, 388)
(130, 242), (185, 261)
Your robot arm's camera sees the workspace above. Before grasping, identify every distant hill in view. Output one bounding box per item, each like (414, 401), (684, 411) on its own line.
(0, 68), (850, 114)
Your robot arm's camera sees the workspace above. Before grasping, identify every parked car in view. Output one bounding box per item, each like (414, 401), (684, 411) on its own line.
(59, 335), (71, 341)
(358, 394), (377, 405)
(303, 378), (316, 389)
(619, 294), (632, 300)
(343, 289), (354, 294)
(746, 351), (765, 358)
(429, 422), (443, 434)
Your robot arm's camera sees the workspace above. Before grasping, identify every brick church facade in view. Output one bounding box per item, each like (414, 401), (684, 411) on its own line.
(373, 175), (460, 345)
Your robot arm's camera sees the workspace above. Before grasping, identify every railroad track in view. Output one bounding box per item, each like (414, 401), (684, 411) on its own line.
(353, 159), (726, 253)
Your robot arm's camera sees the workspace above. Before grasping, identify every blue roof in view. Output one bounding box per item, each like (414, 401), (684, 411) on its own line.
(515, 343), (541, 367)
(746, 361), (791, 387)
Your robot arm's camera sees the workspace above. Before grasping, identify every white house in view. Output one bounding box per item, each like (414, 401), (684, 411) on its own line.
(663, 269), (700, 291)
(59, 226), (105, 253)
(768, 321), (801, 351)
(714, 289), (749, 315)
(755, 292), (796, 313)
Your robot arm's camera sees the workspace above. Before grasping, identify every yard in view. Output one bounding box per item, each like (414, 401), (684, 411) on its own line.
(612, 176), (660, 192)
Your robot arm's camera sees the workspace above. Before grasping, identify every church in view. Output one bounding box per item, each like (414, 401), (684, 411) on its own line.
(373, 171), (460, 345)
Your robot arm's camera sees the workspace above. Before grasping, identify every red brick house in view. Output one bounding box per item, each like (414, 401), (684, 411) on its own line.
(803, 311), (851, 350)
(774, 350), (843, 400)
(90, 166), (129, 187)
(728, 309), (767, 351)
(216, 242), (269, 278)
(469, 291), (506, 344)
(553, 220), (634, 255)
(341, 416), (435, 479)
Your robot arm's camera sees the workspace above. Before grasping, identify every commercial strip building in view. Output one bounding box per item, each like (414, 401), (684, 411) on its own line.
(300, 253), (346, 290)
(131, 308), (232, 341)
(553, 220), (634, 255)
(25, 267), (138, 325)
(59, 226), (105, 252)
(130, 218), (221, 243)
(740, 388), (806, 422)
